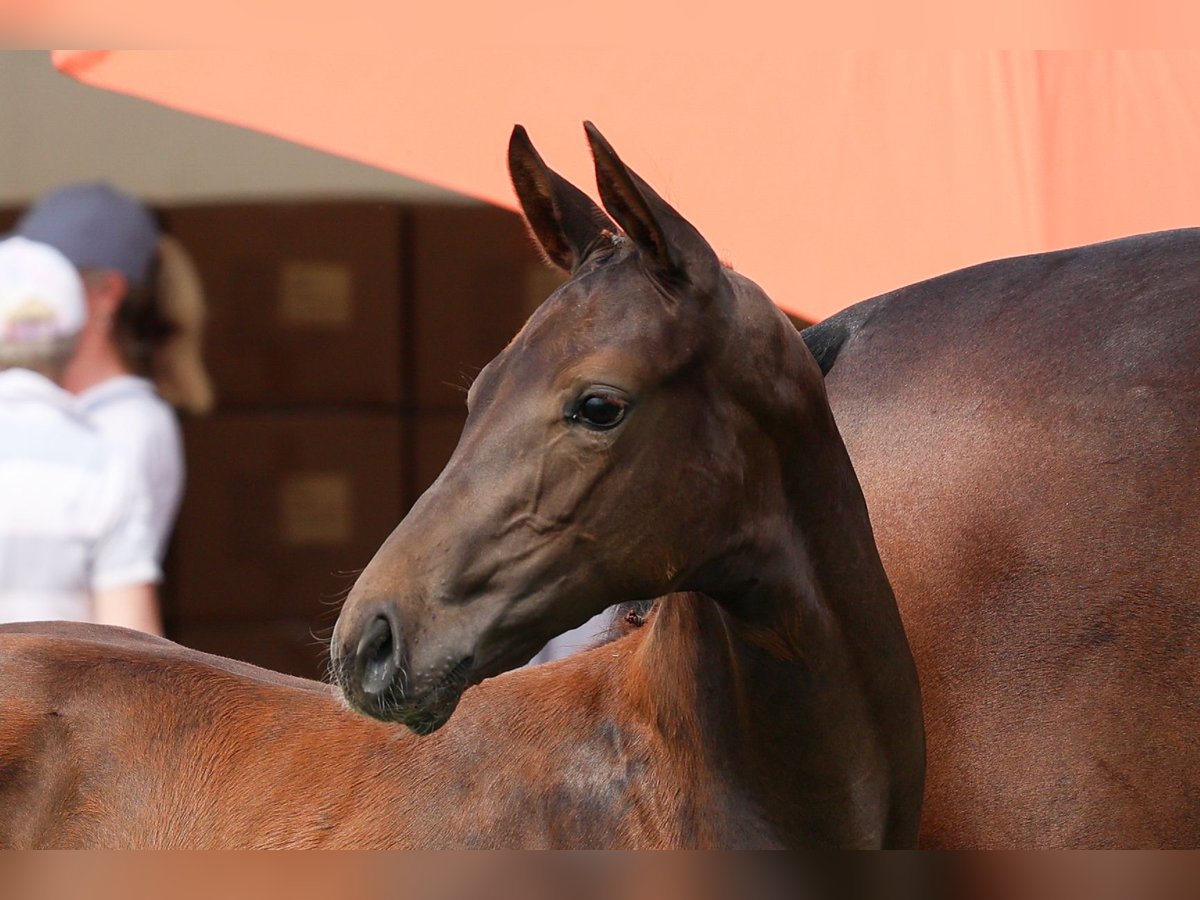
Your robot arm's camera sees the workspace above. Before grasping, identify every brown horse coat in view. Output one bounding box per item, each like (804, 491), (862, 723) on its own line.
(804, 228), (1199, 847)
(0, 621), (703, 848)
(0, 605), (900, 848)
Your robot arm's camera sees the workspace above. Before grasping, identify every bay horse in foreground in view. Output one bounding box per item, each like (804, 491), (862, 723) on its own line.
(0, 125), (924, 848)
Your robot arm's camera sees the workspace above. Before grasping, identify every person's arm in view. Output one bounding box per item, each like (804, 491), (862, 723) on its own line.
(94, 582), (163, 636)
(92, 456), (163, 636)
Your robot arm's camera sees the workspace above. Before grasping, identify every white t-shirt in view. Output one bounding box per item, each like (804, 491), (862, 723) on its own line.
(0, 369), (160, 623)
(527, 608), (615, 666)
(76, 375), (184, 562)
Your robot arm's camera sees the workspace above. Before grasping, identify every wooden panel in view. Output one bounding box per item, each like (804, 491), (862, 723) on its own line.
(407, 204), (552, 410)
(169, 411), (403, 622)
(163, 202), (405, 406)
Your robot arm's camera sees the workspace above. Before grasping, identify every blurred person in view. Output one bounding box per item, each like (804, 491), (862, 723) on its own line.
(14, 183), (213, 563)
(0, 236), (162, 633)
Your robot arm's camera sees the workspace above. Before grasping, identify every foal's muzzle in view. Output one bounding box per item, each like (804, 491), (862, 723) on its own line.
(357, 612), (403, 703)
(333, 604), (473, 735)
(339, 607), (407, 716)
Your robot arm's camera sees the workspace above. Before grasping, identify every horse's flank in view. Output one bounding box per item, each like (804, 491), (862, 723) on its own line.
(806, 228), (1200, 847)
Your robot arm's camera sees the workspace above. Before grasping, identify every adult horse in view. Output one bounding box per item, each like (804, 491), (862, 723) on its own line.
(333, 133), (1199, 847)
(803, 230), (1199, 847)
(0, 126), (924, 848)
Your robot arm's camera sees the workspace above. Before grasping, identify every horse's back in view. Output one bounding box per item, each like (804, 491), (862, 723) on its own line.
(0, 622), (357, 847)
(806, 228), (1199, 847)
(807, 228), (1198, 391)
(0, 624), (171, 846)
(0, 620), (331, 695)
(0, 622), (697, 848)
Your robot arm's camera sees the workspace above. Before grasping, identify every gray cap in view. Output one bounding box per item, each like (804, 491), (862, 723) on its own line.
(14, 183), (160, 284)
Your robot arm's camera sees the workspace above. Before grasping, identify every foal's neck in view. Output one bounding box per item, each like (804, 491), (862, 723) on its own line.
(632, 334), (924, 848)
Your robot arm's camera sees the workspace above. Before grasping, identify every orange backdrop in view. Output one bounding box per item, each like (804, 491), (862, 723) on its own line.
(52, 50), (1200, 321)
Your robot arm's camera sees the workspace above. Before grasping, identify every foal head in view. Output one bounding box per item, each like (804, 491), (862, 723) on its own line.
(332, 124), (827, 732)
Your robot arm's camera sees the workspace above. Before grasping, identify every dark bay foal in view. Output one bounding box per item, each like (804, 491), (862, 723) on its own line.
(331, 122), (927, 846)
(0, 125), (923, 848)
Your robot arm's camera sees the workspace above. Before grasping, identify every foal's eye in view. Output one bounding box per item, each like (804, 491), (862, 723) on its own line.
(571, 392), (629, 430)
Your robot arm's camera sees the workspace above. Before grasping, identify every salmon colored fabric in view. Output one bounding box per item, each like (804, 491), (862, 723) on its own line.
(52, 50), (1200, 321)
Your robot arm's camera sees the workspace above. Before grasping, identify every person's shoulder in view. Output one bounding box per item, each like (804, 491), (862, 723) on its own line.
(77, 375), (168, 413)
(78, 376), (179, 437)
(0, 375), (110, 469)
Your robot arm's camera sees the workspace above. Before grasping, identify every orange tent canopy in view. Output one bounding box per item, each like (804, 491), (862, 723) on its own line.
(52, 49), (1200, 321)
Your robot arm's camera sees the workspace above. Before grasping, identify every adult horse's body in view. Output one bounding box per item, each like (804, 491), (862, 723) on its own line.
(0, 126), (924, 849)
(804, 231), (1199, 847)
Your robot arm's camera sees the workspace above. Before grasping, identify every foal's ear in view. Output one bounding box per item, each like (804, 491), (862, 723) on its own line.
(508, 125), (615, 272)
(583, 121), (721, 296)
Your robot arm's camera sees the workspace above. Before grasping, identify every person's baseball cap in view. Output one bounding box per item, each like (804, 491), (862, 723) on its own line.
(14, 183), (160, 284)
(0, 237), (87, 348)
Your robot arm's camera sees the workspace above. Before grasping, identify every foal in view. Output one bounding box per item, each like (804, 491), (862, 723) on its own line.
(330, 124), (924, 844)
(0, 126), (923, 848)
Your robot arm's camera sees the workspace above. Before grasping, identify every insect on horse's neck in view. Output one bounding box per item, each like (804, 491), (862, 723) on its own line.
(626, 322), (925, 848)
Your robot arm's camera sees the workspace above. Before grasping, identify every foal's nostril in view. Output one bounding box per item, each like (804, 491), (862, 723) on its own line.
(357, 613), (400, 699)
